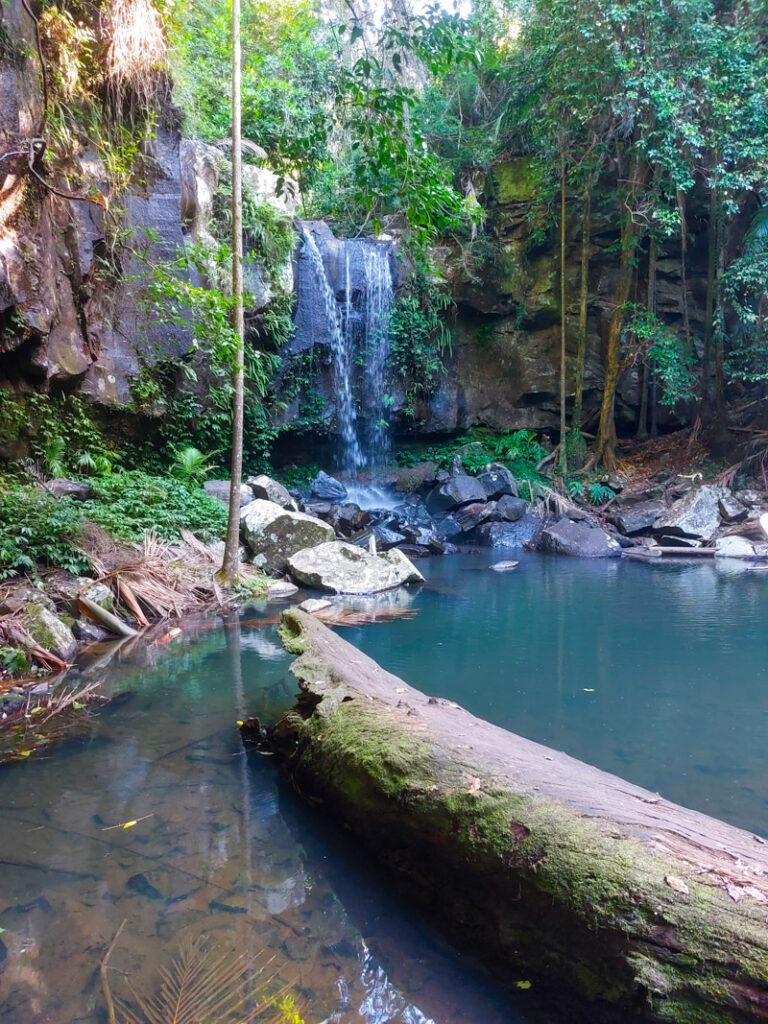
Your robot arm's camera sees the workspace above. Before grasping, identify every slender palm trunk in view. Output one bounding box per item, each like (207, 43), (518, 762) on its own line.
(221, 0), (245, 582)
(677, 190), (691, 351)
(559, 151), (568, 476)
(572, 179), (591, 434)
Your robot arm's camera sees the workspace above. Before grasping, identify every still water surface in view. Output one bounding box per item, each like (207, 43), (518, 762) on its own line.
(0, 553), (766, 1023)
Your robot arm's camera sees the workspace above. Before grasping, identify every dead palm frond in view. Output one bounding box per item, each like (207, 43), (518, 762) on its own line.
(104, 0), (167, 112)
(114, 938), (293, 1024)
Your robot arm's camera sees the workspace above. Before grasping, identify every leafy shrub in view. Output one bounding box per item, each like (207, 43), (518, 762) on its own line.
(0, 489), (91, 578)
(82, 472), (228, 542)
(396, 429), (548, 482)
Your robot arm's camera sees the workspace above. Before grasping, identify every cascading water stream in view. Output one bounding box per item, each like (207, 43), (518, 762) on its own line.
(300, 227), (364, 475)
(299, 226), (394, 499)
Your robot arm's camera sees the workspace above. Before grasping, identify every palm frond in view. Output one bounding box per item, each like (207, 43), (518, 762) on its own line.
(115, 938), (289, 1024)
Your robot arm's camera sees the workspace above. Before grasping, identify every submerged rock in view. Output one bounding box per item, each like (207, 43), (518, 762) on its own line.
(540, 518), (622, 558)
(311, 471), (348, 502)
(204, 480), (254, 507)
(246, 474), (297, 510)
(287, 541), (424, 594)
(654, 485), (729, 541)
(489, 560), (519, 572)
(240, 500), (334, 573)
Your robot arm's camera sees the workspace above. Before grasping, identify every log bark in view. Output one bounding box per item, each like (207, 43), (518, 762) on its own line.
(267, 609), (768, 1024)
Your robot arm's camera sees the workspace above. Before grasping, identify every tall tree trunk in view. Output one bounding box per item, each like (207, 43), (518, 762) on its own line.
(677, 190), (691, 350)
(637, 235), (658, 438)
(221, 0), (245, 583)
(714, 202), (726, 430)
(559, 150), (568, 476)
(702, 183), (718, 406)
(572, 180), (591, 434)
(595, 161), (646, 469)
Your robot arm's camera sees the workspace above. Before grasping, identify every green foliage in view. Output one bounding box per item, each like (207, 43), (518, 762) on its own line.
(172, 446), (219, 492)
(0, 391), (117, 478)
(626, 307), (697, 406)
(277, 463), (320, 489)
(0, 647), (29, 676)
(586, 481), (614, 507)
(389, 274), (453, 417)
(0, 489), (91, 579)
(81, 472), (227, 542)
(724, 205), (768, 383)
(397, 428), (548, 482)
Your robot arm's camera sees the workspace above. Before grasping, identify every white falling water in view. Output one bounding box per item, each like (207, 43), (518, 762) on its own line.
(298, 227), (394, 501)
(300, 227), (365, 475)
(361, 244), (394, 469)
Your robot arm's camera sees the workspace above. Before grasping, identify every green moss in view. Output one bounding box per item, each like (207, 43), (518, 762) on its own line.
(493, 157), (540, 203)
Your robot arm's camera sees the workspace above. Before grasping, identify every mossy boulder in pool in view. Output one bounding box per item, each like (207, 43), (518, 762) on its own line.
(240, 499), (334, 574)
(287, 541), (424, 594)
(24, 605), (78, 661)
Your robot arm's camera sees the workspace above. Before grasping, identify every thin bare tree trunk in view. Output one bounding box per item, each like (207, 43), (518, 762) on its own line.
(572, 180), (591, 434)
(559, 150), (568, 476)
(702, 183), (718, 406)
(221, 0), (245, 583)
(637, 235), (657, 438)
(595, 157), (647, 469)
(677, 190), (691, 351)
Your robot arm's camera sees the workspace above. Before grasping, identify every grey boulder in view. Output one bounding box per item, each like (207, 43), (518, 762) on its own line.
(246, 474), (297, 510)
(496, 495), (528, 522)
(540, 518), (622, 558)
(425, 474), (486, 514)
(24, 605), (78, 661)
(311, 471), (348, 501)
(476, 514), (546, 551)
(714, 536), (757, 558)
(476, 463), (518, 500)
(46, 479), (93, 500)
(607, 501), (664, 536)
(204, 480), (254, 507)
(240, 499), (334, 573)
(653, 485), (729, 541)
(287, 541), (424, 594)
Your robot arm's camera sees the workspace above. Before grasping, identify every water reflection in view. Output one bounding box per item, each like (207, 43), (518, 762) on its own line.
(0, 616), (531, 1024)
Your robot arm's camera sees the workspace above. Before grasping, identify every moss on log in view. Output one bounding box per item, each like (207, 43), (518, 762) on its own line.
(267, 609), (768, 1024)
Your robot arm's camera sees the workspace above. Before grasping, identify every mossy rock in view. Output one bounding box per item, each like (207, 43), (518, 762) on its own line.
(493, 157), (540, 203)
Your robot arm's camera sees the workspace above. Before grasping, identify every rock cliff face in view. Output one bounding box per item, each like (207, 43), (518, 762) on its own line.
(0, 3), (193, 406)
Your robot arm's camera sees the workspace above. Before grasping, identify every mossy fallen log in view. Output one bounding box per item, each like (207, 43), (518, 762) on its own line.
(265, 609), (768, 1024)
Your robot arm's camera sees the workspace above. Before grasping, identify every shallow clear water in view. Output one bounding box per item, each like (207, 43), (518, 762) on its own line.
(1, 552), (766, 1023)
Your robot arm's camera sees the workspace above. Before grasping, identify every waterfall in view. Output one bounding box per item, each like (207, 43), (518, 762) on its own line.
(298, 225), (394, 482)
(361, 244), (394, 469)
(300, 227), (364, 475)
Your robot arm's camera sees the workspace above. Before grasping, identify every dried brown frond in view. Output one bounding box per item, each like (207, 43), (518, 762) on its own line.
(113, 937), (294, 1024)
(103, 0), (167, 113)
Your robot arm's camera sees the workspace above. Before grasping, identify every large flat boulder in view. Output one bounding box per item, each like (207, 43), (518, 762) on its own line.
(653, 485), (729, 541)
(240, 499), (334, 573)
(287, 541), (424, 594)
(540, 518), (622, 558)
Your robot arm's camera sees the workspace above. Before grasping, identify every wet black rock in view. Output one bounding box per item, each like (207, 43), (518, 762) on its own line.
(425, 474), (486, 514)
(496, 495), (528, 522)
(476, 514), (546, 550)
(454, 501), (499, 533)
(435, 514), (463, 540)
(329, 503), (371, 537)
(606, 501), (664, 536)
(476, 463), (518, 500)
(311, 471), (348, 501)
(540, 518), (622, 558)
